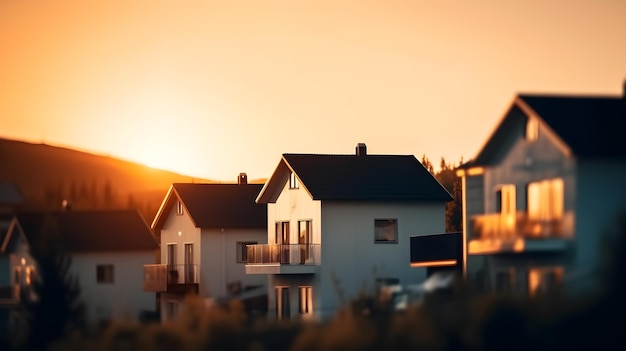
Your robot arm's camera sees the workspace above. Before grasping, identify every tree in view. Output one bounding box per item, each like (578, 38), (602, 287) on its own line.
(21, 215), (85, 350)
(422, 155), (464, 233)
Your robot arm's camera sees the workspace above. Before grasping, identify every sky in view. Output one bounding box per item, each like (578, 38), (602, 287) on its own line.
(1, 0), (625, 182)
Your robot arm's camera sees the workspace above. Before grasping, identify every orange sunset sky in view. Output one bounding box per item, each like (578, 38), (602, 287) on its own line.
(1, 0), (625, 181)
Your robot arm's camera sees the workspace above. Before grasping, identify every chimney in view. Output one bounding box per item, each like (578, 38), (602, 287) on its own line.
(356, 143), (367, 156)
(238, 172), (248, 185)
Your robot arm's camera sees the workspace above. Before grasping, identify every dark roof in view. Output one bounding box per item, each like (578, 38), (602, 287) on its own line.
(471, 93), (626, 166)
(520, 94), (626, 159)
(154, 183), (266, 229)
(16, 210), (158, 252)
(259, 154), (452, 202)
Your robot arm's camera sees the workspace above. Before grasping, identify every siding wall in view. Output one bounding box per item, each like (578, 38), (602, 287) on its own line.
(70, 251), (157, 324)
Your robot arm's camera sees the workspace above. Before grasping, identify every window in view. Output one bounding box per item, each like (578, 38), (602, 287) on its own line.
(526, 118), (539, 141)
(289, 172), (299, 189)
(14, 267), (21, 285)
(298, 220), (312, 263)
(237, 241), (257, 263)
(494, 268), (515, 292)
(528, 267), (563, 296)
(496, 185), (516, 234)
(275, 222), (290, 244)
(97, 265), (114, 284)
(299, 286), (313, 315)
(527, 178), (564, 221)
(176, 201), (184, 215)
(25, 266), (35, 285)
(375, 219), (398, 243)
(276, 286), (290, 320)
(184, 243), (194, 283)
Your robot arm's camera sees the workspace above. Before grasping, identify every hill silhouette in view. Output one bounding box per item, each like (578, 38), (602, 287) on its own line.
(0, 138), (215, 221)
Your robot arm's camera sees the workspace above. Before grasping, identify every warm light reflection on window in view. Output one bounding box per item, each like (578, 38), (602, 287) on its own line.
(496, 185), (516, 234)
(527, 178), (564, 221)
(526, 118), (539, 141)
(299, 286), (313, 316)
(528, 267), (563, 296)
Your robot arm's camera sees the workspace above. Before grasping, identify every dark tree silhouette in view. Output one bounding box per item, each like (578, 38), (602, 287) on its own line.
(21, 215), (84, 350)
(422, 155), (463, 233)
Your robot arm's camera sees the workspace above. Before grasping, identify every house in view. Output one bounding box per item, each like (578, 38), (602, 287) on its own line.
(15, 209), (159, 325)
(0, 182), (32, 336)
(457, 87), (626, 296)
(245, 144), (452, 320)
(145, 173), (267, 322)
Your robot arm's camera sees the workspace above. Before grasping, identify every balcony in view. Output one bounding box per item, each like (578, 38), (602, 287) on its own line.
(143, 264), (199, 294)
(245, 244), (320, 274)
(0, 285), (34, 305)
(468, 212), (574, 254)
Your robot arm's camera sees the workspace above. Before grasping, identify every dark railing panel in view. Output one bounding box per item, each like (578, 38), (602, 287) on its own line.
(143, 264), (199, 292)
(246, 244), (320, 265)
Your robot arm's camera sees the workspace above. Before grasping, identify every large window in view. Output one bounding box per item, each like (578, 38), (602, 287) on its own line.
(237, 241), (257, 263)
(275, 222), (290, 244)
(299, 286), (313, 315)
(276, 286), (290, 320)
(375, 219), (398, 243)
(528, 267), (563, 296)
(298, 220), (312, 263)
(97, 264), (114, 284)
(167, 243), (178, 283)
(25, 266), (35, 285)
(527, 178), (564, 221)
(496, 184), (516, 234)
(184, 243), (194, 283)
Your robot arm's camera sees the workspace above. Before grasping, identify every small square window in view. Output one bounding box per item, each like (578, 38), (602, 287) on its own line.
(236, 241), (257, 263)
(97, 265), (114, 284)
(176, 201), (184, 215)
(375, 219), (398, 243)
(289, 172), (299, 189)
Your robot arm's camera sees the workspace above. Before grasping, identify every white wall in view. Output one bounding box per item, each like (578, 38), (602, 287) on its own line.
(264, 174), (446, 319)
(70, 251), (157, 324)
(200, 228), (267, 298)
(267, 180), (322, 246)
(318, 201), (445, 317)
(159, 203), (201, 285)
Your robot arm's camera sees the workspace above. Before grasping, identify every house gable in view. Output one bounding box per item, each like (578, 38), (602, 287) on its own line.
(258, 152), (452, 203)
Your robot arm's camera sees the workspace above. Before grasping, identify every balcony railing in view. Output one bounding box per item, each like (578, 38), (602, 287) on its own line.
(470, 211), (574, 241)
(143, 264), (199, 292)
(246, 244), (320, 265)
(0, 285), (34, 304)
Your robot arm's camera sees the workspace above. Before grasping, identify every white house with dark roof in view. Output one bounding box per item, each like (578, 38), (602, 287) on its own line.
(246, 144), (452, 320)
(457, 88), (626, 296)
(146, 174), (267, 321)
(0, 183), (32, 335)
(15, 209), (159, 325)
